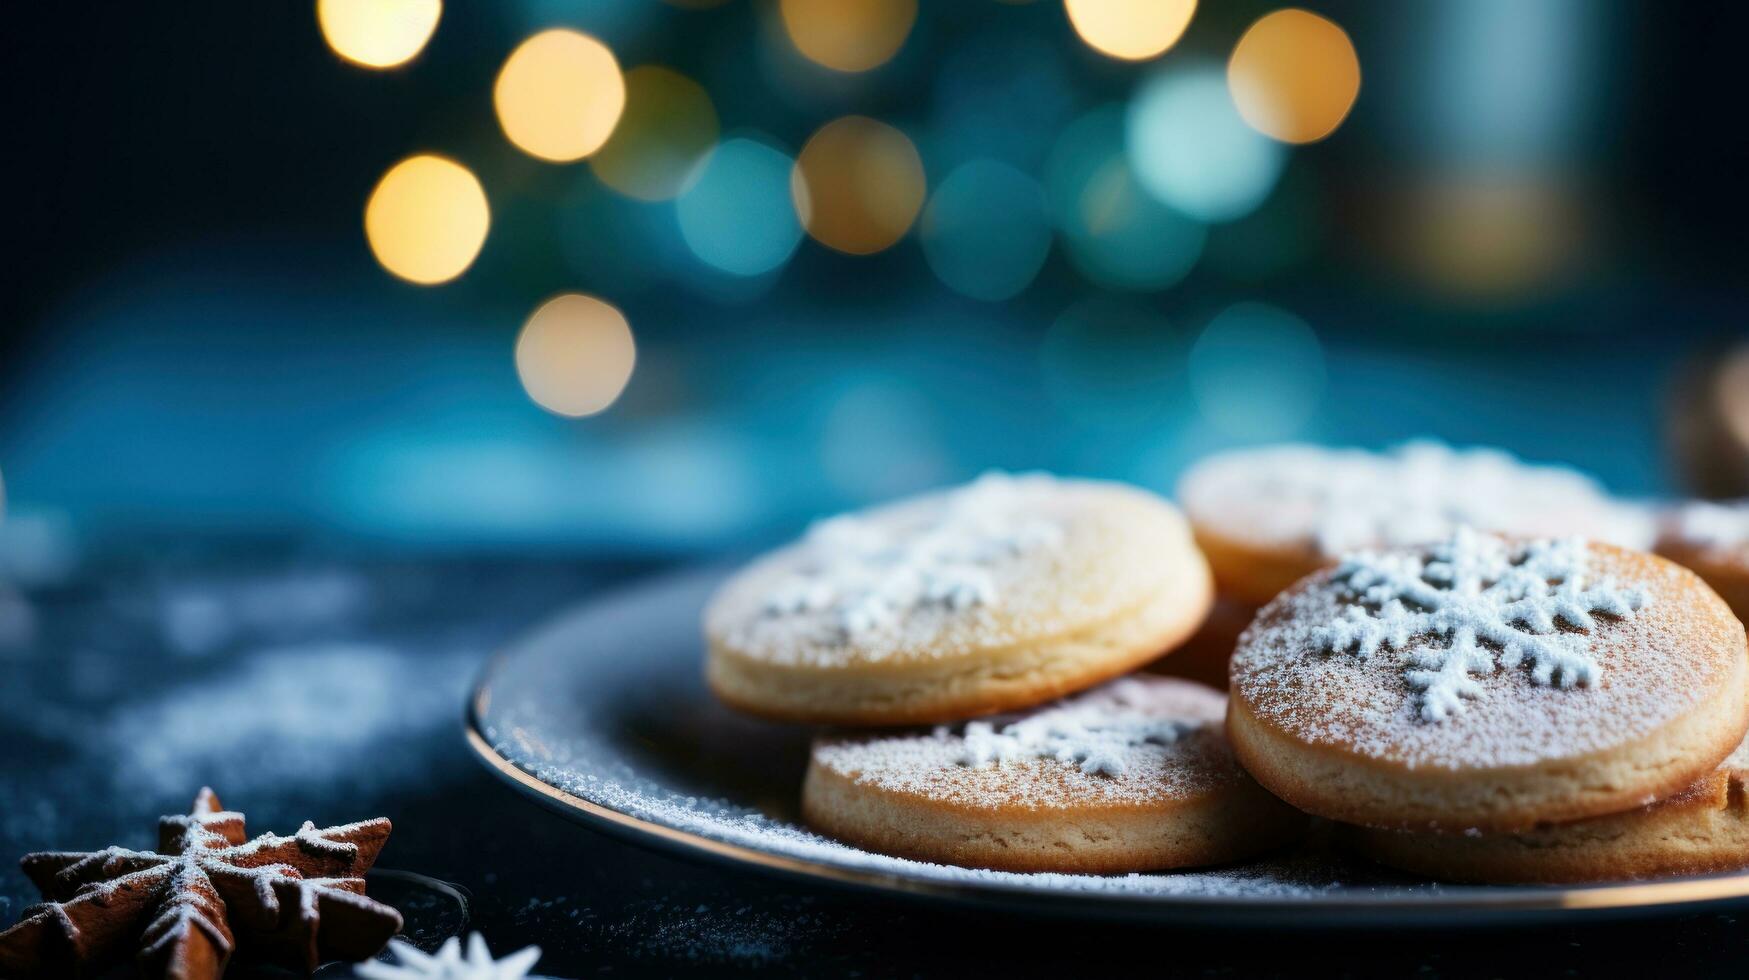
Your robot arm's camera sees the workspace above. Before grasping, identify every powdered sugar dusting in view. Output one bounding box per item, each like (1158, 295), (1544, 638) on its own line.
(1315, 530), (1646, 722)
(811, 677), (1231, 810)
(707, 475), (1198, 667)
(1234, 536), (1740, 770)
(757, 472), (1063, 640)
(1670, 500), (1749, 553)
(1179, 442), (1655, 558)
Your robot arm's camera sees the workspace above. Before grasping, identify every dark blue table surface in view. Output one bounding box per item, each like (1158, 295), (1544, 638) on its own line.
(3, 548), (1748, 978)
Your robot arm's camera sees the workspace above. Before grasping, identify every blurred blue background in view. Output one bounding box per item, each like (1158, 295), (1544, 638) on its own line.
(1, 0), (1745, 563)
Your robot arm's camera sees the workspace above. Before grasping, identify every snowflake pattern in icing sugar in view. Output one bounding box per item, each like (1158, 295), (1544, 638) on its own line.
(1313, 528), (1647, 722)
(950, 678), (1190, 776)
(760, 472), (1064, 640)
(357, 933), (543, 980)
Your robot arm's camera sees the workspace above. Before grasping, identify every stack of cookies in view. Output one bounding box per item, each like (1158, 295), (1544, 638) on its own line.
(702, 452), (1749, 883)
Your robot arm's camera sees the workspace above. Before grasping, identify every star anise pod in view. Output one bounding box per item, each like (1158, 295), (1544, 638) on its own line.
(0, 788), (403, 979)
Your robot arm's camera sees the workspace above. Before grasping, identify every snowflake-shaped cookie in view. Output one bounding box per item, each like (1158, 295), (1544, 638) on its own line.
(0, 788), (400, 980)
(357, 932), (543, 980)
(1313, 528), (1646, 722)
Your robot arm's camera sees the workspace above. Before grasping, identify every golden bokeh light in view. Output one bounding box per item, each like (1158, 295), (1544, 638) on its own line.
(494, 29), (626, 163)
(779, 0), (917, 73)
(589, 66), (719, 201)
(515, 294), (637, 418)
(1391, 176), (1584, 297)
(364, 154), (489, 285)
(317, 0), (442, 69)
(1064, 0), (1195, 62)
(1228, 9), (1361, 144)
(790, 116), (926, 255)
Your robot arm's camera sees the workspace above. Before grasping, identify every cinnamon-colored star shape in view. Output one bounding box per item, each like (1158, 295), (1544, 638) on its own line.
(0, 788), (403, 979)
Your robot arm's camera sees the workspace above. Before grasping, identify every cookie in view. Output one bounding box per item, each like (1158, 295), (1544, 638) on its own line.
(1228, 529), (1749, 832)
(705, 473), (1213, 725)
(1147, 596), (1255, 690)
(1657, 500), (1749, 622)
(1178, 442), (1655, 607)
(801, 676), (1307, 873)
(1347, 735), (1749, 883)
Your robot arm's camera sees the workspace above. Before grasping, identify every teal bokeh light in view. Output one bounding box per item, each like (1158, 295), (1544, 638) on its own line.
(1047, 106), (1206, 292)
(1187, 301), (1326, 438)
(1127, 65), (1288, 223)
(675, 137), (803, 278)
(921, 160), (1052, 302)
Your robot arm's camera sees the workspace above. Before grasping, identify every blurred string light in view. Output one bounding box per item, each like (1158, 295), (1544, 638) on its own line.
(1041, 297), (1184, 429)
(920, 160), (1051, 301)
(588, 66), (718, 201)
(780, 0), (916, 72)
(1127, 63), (1287, 223)
(514, 293), (636, 418)
(1064, 0), (1195, 62)
(1393, 176), (1584, 297)
(676, 137), (804, 276)
(1047, 106), (1205, 291)
(791, 117), (925, 255)
(494, 29), (626, 162)
(1187, 301), (1325, 438)
(364, 154), (489, 285)
(316, 0), (441, 69)
(1228, 9), (1361, 144)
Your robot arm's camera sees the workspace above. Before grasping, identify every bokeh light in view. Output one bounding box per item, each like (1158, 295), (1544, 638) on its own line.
(589, 66), (719, 201)
(779, 0), (917, 73)
(1390, 176), (1585, 297)
(316, 0), (441, 69)
(494, 29), (626, 163)
(1048, 106), (1206, 291)
(920, 160), (1051, 301)
(364, 154), (489, 285)
(514, 293), (636, 418)
(1128, 64), (1288, 223)
(791, 117), (925, 255)
(1187, 301), (1325, 437)
(676, 137), (804, 277)
(1041, 297), (1185, 429)
(1228, 9), (1361, 144)
(1064, 0), (1195, 62)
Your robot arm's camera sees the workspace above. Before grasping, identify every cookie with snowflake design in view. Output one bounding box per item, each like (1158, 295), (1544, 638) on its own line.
(1228, 530), (1749, 832)
(705, 473), (1213, 724)
(1348, 732), (1749, 883)
(1657, 499), (1749, 622)
(1178, 442), (1656, 607)
(803, 676), (1306, 872)
(0, 788), (402, 979)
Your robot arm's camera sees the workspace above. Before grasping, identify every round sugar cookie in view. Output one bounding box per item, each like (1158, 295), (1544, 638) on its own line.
(1228, 529), (1749, 833)
(1178, 442), (1656, 607)
(1347, 735), (1749, 883)
(1657, 500), (1749, 622)
(802, 676), (1307, 873)
(705, 473), (1214, 725)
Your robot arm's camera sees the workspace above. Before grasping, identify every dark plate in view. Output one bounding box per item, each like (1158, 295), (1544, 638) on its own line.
(465, 566), (1749, 927)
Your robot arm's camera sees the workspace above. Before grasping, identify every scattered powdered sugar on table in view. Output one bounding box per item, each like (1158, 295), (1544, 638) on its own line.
(1179, 441), (1655, 556)
(103, 642), (476, 802)
(1315, 529), (1646, 721)
(1235, 534), (1738, 770)
(755, 471), (1064, 641)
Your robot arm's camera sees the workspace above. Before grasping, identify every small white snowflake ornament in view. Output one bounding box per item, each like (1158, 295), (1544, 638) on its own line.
(1313, 528), (1647, 722)
(355, 932), (543, 980)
